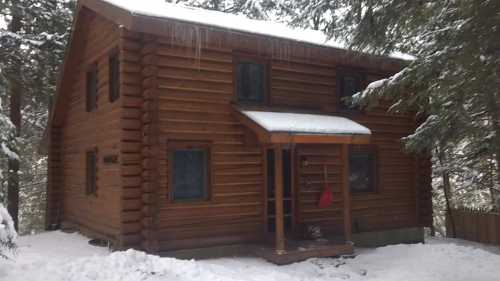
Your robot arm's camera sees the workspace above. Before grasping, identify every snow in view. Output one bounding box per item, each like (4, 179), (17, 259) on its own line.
(365, 69), (406, 92)
(99, 0), (413, 60)
(3, 231), (500, 281)
(1, 142), (18, 160)
(352, 68), (407, 103)
(2, 231), (500, 281)
(241, 110), (371, 135)
(0, 204), (16, 244)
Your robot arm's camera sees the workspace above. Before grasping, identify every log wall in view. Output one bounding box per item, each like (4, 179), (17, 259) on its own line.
(117, 30), (147, 249)
(46, 126), (63, 229)
(57, 12), (122, 241)
(135, 23), (432, 250)
(153, 41), (264, 251)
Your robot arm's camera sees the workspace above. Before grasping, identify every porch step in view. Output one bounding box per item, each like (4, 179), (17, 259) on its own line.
(255, 242), (354, 265)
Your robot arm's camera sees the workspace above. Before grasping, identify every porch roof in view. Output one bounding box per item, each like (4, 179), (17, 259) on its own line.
(234, 108), (372, 145)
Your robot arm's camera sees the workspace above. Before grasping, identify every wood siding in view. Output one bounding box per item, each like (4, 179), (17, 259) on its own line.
(153, 40), (264, 251)
(132, 23), (431, 250)
(117, 30), (147, 249)
(57, 12), (122, 241)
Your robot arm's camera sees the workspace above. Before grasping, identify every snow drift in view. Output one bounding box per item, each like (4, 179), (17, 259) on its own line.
(1, 231), (500, 281)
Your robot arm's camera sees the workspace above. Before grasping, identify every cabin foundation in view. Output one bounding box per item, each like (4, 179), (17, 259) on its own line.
(352, 227), (425, 247)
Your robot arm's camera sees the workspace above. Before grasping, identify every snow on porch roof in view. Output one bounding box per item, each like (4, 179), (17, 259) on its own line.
(235, 110), (371, 145)
(242, 111), (371, 135)
(99, 0), (413, 61)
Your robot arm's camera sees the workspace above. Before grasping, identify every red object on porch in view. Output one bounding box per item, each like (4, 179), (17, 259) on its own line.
(318, 165), (333, 208)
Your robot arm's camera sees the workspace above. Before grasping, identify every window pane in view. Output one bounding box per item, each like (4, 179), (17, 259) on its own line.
(236, 62), (265, 103)
(349, 152), (375, 193)
(86, 68), (98, 112)
(339, 74), (361, 110)
(172, 149), (207, 201)
(86, 151), (97, 194)
(343, 76), (359, 98)
(109, 54), (120, 102)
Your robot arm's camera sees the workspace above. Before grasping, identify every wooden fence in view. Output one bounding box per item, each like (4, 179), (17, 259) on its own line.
(447, 208), (500, 245)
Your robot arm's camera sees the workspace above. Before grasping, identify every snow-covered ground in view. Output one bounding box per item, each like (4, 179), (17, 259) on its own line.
(1, 231), (500, 281)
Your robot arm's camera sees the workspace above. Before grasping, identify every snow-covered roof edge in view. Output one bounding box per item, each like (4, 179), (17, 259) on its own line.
(241, 110), (372, 136)
(99, 0), (414, 61)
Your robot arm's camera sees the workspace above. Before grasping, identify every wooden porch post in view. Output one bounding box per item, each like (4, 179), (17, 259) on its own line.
(341, 144), (353, 242)
(274, 146), (286, 254)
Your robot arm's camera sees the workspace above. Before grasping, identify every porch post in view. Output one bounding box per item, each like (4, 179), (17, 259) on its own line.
(274, 146), (286, 254)
(341, 144), (352, 242)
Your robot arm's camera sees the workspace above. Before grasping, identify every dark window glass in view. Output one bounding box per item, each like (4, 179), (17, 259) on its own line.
(171, 148), (208, 201)
(236, 62), (265, 103)
(86, 150), (97, 195)
(339, 73), (362, 110)
(349, 151), (375, 193)
(86, 67), (98, 112)
(109, 53), (120, 102)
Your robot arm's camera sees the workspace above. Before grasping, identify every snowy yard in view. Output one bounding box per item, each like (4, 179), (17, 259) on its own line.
(1, 231), (500, 281)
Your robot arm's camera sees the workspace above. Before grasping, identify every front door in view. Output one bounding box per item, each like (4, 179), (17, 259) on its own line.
(266, 148), (293, 234)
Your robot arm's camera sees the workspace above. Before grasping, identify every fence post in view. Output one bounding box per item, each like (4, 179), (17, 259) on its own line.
(488, 213), (496, 244)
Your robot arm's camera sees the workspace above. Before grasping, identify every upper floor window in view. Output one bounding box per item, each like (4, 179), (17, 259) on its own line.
(338, 71), (363, 111)
(86, 148), (97, 195)
(86, 65), (98, 112)
(108, 52), (120, 102)
(349, 146), (376, 193)
(168, 142), (210, 202)
(235, 60), (267, 104)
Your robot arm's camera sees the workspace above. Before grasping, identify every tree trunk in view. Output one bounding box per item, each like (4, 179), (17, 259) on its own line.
(430, 224), (436, 237)
(437, 147), (456, 238)
(442, 167), (456, 238)
(6, 9), (22, 231)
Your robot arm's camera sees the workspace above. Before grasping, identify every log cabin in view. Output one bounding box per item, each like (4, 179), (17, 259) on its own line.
(45, 0), (432, 264)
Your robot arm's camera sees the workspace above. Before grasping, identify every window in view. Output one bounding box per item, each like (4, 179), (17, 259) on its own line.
(338, 71), (363, 111)
(86, 65), (98, 112)
(169, 142), (210, 201)
(235, 61), (266, 103)
(108, 52), (120, 102)
(349, 148), (376, 193)
(86, 149), (97, 195)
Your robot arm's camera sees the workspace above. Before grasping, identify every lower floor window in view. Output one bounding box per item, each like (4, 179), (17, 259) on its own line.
(349, 147), (376, 193)
(86, 149), (97, 195)
(169, 142), (210, 201)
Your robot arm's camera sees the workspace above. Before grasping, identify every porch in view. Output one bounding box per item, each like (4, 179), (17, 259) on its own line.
(254, 238), (354, 265)
(161, 239), (354, 265)
(233, 107), (372, 262)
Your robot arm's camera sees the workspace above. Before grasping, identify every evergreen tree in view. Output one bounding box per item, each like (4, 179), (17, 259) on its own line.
(167, 0), (274, 19)
(0, 0), (73, 232)
(276, 0), (500, 211)
(343, 0), (500, 210)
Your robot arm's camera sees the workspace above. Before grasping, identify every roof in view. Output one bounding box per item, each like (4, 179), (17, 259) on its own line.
(241, 111), (371, 136)
(99, 0), (413, 60)
(234, 109), (371, 145)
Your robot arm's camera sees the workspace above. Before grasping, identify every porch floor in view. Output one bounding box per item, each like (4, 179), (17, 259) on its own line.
(160, 239), (354, 265)
(254, 239), (354, 265)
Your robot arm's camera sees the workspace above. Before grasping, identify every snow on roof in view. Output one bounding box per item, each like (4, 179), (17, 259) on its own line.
(99, 0), (413, 61)
(241, 111), (371, 136)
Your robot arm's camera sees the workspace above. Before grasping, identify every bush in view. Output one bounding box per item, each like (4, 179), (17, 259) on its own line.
(0, 203), (17, 258)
